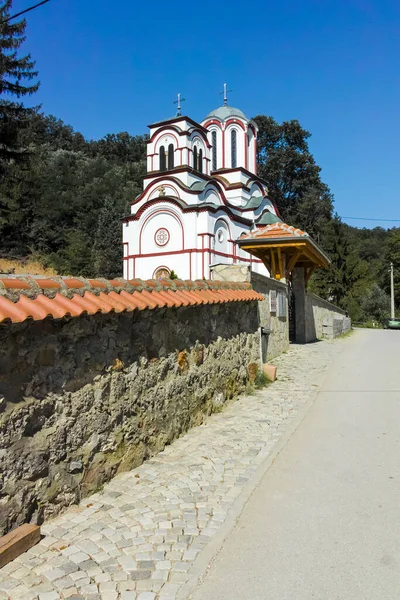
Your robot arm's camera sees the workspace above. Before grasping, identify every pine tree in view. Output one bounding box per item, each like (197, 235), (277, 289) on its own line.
(92, 196), (123, 279)
(0, 0), (39, 175)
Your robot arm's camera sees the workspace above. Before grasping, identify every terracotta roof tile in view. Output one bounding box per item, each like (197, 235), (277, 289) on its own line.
(239, 221), (308, 241)
(0, 276), (264, 325)
(63, 278), (86, 289)
(0, 278), (31, 290)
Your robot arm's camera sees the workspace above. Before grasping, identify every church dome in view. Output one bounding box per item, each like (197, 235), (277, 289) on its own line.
(205, 105), (249, 121)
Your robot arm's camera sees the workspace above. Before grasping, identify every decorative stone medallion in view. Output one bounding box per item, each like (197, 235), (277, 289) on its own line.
(155, 228), (170, 247)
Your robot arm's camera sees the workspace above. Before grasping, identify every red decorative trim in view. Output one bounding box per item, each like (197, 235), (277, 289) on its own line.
(202, 119), (223, 130)
(124, 247), (263, 264)
(222, 127), (225, 168)
(148, 115), (209, 133)
(125, 196), (276, 228)
(189, 128), (212, 147)
(154, 227), (170, 247)
(148, 182), (180, 199)
(139, 208), (184, 254)
(135, 175), (229, 206)
(244, 131), (248, 170)
(153, 130), (179, 147)
(225, 118), (246, 131)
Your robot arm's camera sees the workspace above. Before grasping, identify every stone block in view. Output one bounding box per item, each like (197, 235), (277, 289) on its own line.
(263, 363), (277, 382)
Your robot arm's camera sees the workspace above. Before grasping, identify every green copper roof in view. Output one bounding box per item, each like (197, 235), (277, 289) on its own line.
(205, 105), (249, 122)
(243, 195), (264, 210)
(256, 211), (282, 226)
(190, 181), (207, 192)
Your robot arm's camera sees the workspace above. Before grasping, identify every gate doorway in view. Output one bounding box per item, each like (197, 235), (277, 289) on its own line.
(288, 281), (296, 343)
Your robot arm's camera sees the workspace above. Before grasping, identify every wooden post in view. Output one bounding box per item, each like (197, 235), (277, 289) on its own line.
(0, 524), (41, 569)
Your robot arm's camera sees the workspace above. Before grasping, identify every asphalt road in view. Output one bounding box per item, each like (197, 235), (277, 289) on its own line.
(191, 329), (400, 600)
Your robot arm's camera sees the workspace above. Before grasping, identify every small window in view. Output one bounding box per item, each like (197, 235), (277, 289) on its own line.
(159, 146), (166, 170)
(193, 146), (198, 170)
(212, 131), (217, 171)
(198, 148), (203, 173)
(231, 130), (237, 168)
(167, 143), (174, 170)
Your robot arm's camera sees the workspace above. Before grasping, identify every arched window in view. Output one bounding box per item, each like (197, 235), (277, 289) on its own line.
(159, 146), (166, 170)
(212, 130), (217, 171)
(154, 267), (170, 280)
(198, 148), (203, 173)
(231, 130), (237, 168)
(167, 143), (174, 170)
(193, 146), (198, 170)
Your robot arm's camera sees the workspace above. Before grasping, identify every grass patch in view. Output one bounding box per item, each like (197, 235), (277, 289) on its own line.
(254, 371), (272, 389)
(0, 256), (58, 276)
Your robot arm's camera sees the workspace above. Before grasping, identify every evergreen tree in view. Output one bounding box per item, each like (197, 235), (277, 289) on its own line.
(0, 0), (39, 176)
(253, 115), (333, 231)
(92, 195), (123, 278)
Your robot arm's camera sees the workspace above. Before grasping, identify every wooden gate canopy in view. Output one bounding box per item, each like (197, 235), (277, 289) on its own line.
(236, 222), (330, 281)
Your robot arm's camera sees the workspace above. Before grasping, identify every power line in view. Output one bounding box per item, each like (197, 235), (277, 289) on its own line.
(341, 216), (400, 223)
(0, 0), (52, 24)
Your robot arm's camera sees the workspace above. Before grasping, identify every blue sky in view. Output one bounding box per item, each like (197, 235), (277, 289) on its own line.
(13, 0), (400, 229)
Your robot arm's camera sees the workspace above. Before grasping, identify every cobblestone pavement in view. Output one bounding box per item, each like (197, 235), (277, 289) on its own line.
(0, 339), (345, 600)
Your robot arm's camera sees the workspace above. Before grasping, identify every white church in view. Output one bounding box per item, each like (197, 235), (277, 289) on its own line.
(122, 89), (282, 281)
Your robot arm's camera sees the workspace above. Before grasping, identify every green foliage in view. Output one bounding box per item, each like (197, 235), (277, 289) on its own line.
(254, 115), (333, 237)
(361, 284), (390, 324)
(169, 270), (179, 280)
(92, 196), (123, 279)
(0, 111), (147, 276)
(0, 0), (39, 175)
(382, 228), (400, 308)
(254, 371), (271, 389)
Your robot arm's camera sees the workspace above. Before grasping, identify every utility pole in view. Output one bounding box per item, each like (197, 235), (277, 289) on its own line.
(390, 262), (395, 318)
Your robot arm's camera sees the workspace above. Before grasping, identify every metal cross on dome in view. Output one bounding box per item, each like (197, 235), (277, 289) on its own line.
(220, 83), (233, 106)
(174, 93), (186, 116)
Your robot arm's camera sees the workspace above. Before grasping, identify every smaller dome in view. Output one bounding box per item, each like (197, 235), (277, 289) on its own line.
(205, 105), (249, 122)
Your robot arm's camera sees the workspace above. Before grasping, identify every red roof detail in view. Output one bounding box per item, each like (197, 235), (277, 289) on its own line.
(0, 278), (31, 290)
(0, 276), (264, 324)
(240, 221), (308, 240)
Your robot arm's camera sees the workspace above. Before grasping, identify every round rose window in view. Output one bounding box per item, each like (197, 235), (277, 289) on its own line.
(155, 228), (170, 247)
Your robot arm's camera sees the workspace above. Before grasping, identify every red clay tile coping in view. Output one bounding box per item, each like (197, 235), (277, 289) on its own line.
(240, 221), (308, 240)
(0, 276), (264, 325)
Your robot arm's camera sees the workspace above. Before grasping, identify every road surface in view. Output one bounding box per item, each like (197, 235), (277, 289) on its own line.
(191, 329), (400, 600)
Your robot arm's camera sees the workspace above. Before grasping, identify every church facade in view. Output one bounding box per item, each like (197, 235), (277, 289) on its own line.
(122, 99), (281, 280)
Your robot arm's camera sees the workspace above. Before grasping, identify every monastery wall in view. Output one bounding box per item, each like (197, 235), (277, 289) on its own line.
(210, 264), (290, 359)
(0, 277), (262, 535)
(305, 292), (351, 341)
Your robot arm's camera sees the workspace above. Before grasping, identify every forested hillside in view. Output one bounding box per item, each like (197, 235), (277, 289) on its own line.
(0, 0), (398, 322)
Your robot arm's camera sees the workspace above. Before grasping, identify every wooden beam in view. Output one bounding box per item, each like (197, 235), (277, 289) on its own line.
(276, 247), (283, 280)
(286, 248), (302, 277)
(0, 524), (41, 569)
(270, 248), (277, 278)
(241, 242), (307, 251)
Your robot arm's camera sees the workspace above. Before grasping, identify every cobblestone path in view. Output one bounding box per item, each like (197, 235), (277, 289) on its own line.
(0, 339), (345, 600)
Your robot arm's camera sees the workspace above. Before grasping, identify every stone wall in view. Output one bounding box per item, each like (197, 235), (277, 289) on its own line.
(210, 265), (290, 359)
(250, 272), (290, 360)
(0, 302), (260, 535)
(305, 292), (351, 341)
